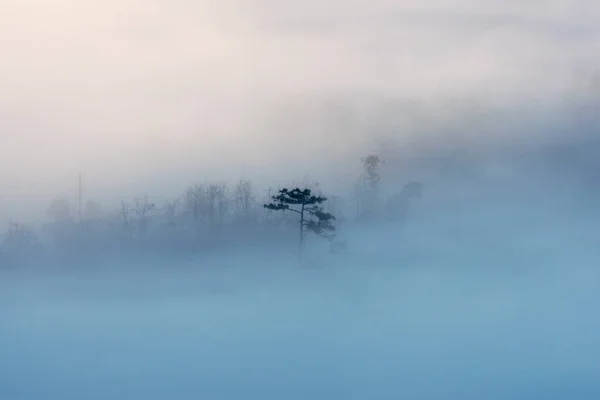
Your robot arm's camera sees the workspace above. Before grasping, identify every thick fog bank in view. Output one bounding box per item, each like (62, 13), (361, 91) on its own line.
(2, 191), (600, 399)
(3, 120), (600, 398)
(2, 263), (599, 399)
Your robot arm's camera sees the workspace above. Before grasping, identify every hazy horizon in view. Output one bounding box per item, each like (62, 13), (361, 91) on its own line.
(2, 0), (600, 223)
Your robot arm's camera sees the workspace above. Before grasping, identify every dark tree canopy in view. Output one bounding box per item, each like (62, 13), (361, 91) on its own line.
(264, 188), (335, 238)
(264, 188), (336, 262)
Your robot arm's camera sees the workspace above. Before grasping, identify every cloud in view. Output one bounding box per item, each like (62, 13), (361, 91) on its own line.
(0, 0), (599, 221)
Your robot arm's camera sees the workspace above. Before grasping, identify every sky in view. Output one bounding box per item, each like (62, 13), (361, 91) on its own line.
(1, 0), (600, 222)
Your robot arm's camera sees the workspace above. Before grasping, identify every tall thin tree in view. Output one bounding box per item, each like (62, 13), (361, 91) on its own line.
(264, 188), (335, 263)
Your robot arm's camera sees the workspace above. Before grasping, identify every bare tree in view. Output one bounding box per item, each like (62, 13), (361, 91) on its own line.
(184, 184), (206, 236)
(119, 201), (133, 241)
(164, 198), (180, 228)
(2, 220), (39, 255)
(206, 183), (228, 230)
(133, 195), (155, 239)
(233, 178), (256, 221)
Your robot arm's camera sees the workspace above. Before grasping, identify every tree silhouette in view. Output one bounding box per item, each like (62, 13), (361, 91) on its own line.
(264, 188), (335, 263)
(362, 155), (384, 191)
(355, 154), (384, 218)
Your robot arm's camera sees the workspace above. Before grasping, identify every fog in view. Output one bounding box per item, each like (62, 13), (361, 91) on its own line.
(2, 0), (600, 398)
(2, 169), (600, 398)
(2, 0), (600, 221)
(2, 192), (600, 398)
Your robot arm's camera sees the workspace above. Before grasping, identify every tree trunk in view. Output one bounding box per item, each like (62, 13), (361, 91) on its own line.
(299, 204), (305, 264)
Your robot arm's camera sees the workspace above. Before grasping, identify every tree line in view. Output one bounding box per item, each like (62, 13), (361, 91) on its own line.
(0, 155), (423, 265)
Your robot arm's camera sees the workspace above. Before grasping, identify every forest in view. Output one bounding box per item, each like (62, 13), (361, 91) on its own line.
(0, 154), (423, 267)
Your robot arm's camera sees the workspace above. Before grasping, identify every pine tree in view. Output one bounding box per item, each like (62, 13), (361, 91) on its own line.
(358, 155), (384, 218)
(264, 188), (335, 263)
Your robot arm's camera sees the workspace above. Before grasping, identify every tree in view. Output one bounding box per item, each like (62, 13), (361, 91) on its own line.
(164, 198), (180, 228)
(355, 155), (385, 218)
(362, 155), (384, 191)
(119, 201), (133, 242)
(206, 183), (228, 230)
(184, 184), (205, 237)
(133, 195), (155, 239)
(2, 220), (40, 256)
(183, 182), (228, 240)
(264, 188), (335, 263)
(233, 178), (256, 221)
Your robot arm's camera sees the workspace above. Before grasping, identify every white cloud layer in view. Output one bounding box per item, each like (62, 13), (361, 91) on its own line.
(1, 0), (599, 221)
